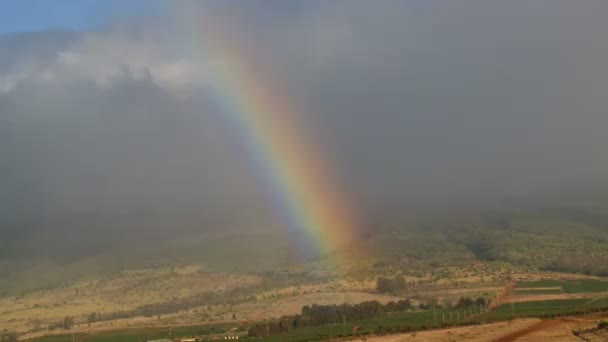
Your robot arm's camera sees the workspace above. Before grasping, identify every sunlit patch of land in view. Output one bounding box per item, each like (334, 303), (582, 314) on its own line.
(1, 265), (261, 337)
(6, 258), (604, 341)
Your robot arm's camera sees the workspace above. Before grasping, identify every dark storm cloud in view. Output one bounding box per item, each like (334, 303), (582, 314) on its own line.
(2, 0), (608, 232)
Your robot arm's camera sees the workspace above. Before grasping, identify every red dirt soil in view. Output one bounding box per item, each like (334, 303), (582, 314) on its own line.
(492, 318), (579, 342)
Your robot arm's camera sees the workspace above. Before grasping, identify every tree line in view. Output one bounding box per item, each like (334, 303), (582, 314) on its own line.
(34, 287), (255, 333)
(545, 254), (608, 277)
(0, 330), (18, 342)
(248, 299), (413, 338)
(248, 295), (490, 338)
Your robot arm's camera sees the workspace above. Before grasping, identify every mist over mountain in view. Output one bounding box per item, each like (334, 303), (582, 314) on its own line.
(2, 1), (608, 278)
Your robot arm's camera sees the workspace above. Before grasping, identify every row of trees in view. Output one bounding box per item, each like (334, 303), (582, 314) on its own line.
(70, 288), (255, 329)
(376, 277), (407, 294)
(248, 299), (414, 338)
(28, 286), (256, 334)
(248, 296), (491, 338)
(546, 254), (608, 277)
(47, 316), (75, 331)
(0, 330), (18, 342)
(455, 296), (488, 308)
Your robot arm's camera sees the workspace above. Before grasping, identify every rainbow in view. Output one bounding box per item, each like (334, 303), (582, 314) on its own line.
(190, 18), (356, 260)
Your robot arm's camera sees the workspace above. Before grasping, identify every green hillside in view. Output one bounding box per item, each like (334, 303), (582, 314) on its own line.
(4, 199), (608, 296)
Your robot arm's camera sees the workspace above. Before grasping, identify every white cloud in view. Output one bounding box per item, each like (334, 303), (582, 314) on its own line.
(0, 26), (204, 93)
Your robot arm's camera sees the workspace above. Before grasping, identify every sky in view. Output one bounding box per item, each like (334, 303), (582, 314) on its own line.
(2, 1), (608, 242)
(0, 0), (163, 33)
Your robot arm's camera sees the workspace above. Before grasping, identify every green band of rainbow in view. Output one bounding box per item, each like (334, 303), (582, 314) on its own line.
(190, 18), (356, 259)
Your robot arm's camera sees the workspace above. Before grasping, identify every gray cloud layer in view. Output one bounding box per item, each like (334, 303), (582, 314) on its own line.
(2, 0), (608, 233)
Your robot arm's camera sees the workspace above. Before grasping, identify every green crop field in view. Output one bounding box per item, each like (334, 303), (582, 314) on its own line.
(28, 323), (245, 342)
(517, 279), (608, 293)
(586, 297), (608, 308)
(29, 308), (476, 342)
(562, 280), (608, 293)
(513, 288), (563, 295)
(487, 299), (589, 320)
(254, 309), (463, 342)
(517, 280), (567, 288)
(28, 294), (608, 342)
(485, 298), (608, 321)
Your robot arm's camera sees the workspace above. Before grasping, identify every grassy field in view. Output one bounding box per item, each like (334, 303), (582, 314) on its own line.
(0, 266), (264, 335)
(512, 288), (563, 295)
(517, 279), (608, 293)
